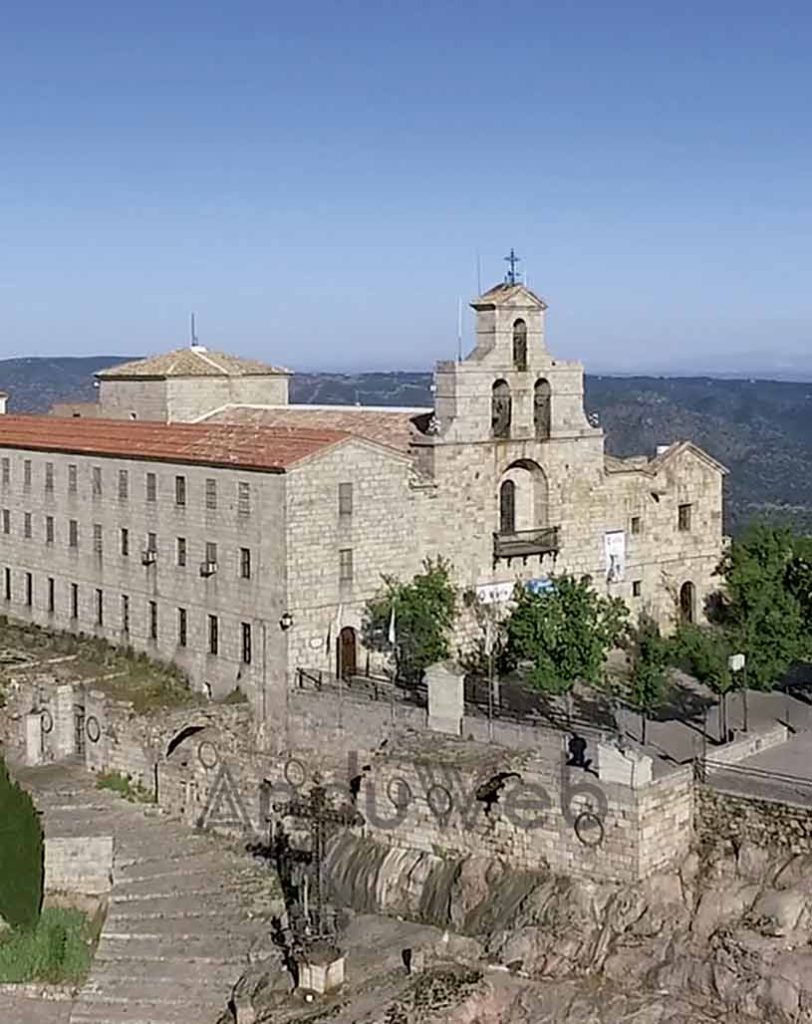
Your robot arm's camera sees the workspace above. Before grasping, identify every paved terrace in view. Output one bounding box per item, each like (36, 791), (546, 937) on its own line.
(9, 762), (280, 1024)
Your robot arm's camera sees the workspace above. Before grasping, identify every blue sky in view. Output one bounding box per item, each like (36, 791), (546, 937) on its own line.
(1, 1), (811, 375)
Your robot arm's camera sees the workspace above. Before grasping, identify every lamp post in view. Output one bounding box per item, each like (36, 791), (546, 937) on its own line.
(728, 653), (747, 734)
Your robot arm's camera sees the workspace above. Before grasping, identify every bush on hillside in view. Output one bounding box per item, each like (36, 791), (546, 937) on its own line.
(0, 758), (44, 930)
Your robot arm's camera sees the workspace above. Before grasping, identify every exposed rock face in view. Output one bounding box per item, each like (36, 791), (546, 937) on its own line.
(314, 833), (812, 1022)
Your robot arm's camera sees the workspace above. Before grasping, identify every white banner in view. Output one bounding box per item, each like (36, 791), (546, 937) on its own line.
(604, 531), (626, 583)
(476, 582), (515, 605)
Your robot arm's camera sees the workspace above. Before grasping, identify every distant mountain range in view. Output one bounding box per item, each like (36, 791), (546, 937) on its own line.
(1, 356), (810, 535)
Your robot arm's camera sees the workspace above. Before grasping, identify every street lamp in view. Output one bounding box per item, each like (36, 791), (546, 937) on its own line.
(728, 653), (747, 734)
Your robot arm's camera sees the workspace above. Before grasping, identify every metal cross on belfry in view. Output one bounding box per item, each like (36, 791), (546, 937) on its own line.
(272, 784), (364, 940)
(504, 248), (521, 285)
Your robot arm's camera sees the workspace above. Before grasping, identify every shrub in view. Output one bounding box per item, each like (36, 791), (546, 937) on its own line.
(0, 758), (43, 931)
(0, 907), (94, 983)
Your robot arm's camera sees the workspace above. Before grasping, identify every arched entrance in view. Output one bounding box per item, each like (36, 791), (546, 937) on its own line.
(337, 626), (357, 680)
(679, 581), (695, 624)
(497, 459), (549, 533)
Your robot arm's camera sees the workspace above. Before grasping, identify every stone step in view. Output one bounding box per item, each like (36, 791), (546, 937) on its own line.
(80, 972), (236, 1002)
(88, 959), (245, 986)
(97, 933), (274, 962)
(70, 995), (223, 1024)
(104, 912), (268, 937)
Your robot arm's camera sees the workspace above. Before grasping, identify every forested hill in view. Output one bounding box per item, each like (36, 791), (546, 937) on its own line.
(1, 356), (811, 535)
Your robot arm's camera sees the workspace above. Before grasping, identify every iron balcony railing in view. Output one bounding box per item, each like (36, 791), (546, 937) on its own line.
(493, 526), (560, 563)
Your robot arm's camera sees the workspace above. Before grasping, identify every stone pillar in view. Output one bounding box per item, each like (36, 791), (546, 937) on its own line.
(25, 712), (43, 766)
(597, 741), (652, 788)
(54, 684), (76, 760)
(425, 662), (464, 736)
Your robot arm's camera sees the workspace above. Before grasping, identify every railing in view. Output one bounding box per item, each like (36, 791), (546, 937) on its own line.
(493, 526), (560, 564)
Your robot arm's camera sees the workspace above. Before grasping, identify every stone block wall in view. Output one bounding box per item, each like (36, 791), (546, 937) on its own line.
(44, 836), (113, 895)
(696, 786), (812, 854)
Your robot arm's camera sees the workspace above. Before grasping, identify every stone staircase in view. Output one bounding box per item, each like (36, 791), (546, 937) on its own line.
(14, 764), (280, 1024)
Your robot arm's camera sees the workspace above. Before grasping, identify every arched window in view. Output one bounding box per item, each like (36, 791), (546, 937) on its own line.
(512, 319), (528, 371)
(491, 379), (512, 438)
(534, 378), (552, 439)
(499, 480), (516, 535)
(679, 581), (695, 624)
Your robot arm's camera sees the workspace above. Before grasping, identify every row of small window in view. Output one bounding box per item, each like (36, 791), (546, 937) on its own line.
(0, 458), (252, 514)
(2, 514), (254, 575)
(1, 570), (253, 661)
(629, 503), (693, 535)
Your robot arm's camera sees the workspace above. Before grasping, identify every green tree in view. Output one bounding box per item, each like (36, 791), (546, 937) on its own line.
(0, 757), (44, 930)
(716, 523), (810, 688)
(503, 575), (629, 698)
(670, 623), (735, 743)
(625, 615), (669, 745)
(362, 557), (457, 685)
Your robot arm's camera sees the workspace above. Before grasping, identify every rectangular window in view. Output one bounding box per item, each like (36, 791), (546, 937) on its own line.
(118, 469), (129, 500)
(25, 572), (32, 607)
(632, 580), (642, 597)
(68, 464), (77, 494)
(239, 547), (251, 579)
(45, 516), (54, 544)
(1, 458), (8, 486)
(121, 594), (130, 634)
(146, 472), (157, 502)
(47, 577), (55, 614)
(23, 512), (31, 539)
(45, 462), (54, 492)
(23, 459), (31, 490)
(241, 622), (252, 665)
(68, 519), (78, 548)
(630, 516), (641, 535)
(175, 475), (186, 507)
(178, 607), (187, 648)
(338, 482), (353, 517)
(120, 527), (129, 557)
(339, 548), (354, 584)
(147, 531), (157, 553)
(237, 481), (250, 516)
(1, 509), (8, 534)
(70, 583), (78, 619)
(205, 478), (217, 510)
(4, 567), (10, 601)
(205, 541), (218, 566)
(678, 503), (692, 532)
(149, 600), (158, 641)
(95, 588), (104, 626)
(92, 466), (102, 496)
(92, 523), (102, 557)
(208, 614), (219, 656)
(176, 537), (187, 567)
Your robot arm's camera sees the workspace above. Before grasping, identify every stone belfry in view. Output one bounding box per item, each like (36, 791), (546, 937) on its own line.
(430, 251), (600, 448)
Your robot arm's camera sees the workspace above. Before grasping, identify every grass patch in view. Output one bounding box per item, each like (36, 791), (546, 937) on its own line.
(95, 771), (155, 804)
(0, 907), (98, 984)
(0, 616), (204, 713)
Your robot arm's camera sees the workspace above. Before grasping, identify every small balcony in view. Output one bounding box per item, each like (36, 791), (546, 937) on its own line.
(493, 526), (560, 565)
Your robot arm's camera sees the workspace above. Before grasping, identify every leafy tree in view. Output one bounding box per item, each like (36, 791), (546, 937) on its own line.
(503, 574), (628, 698)
(670, 623), (735, 743)
(362, 557), (457, 684)
(625, 615), (669, 745)
(716, 523), (810, 688)
(0, 758), (44, 930)
(787, 534), (812, 632)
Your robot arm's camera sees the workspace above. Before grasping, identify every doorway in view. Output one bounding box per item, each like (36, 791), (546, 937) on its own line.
(679, 581), (696, 624)
(337, 626), (357, 680)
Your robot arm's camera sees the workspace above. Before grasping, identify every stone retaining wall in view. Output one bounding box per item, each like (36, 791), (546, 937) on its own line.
(696, 785), (812, 854)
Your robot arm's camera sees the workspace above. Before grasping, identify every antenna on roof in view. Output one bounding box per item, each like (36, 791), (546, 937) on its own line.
(190, 312), (198, 348)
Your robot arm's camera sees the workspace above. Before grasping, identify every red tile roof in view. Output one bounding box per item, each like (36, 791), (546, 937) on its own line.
(0, 416), (347, 472)
(203, 405), (421, 453)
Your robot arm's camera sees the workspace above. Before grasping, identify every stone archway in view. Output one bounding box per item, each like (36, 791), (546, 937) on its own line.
(497, 459), (549, 534)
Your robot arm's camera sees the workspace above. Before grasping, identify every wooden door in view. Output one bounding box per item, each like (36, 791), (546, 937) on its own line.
(338, 626), (357, 679)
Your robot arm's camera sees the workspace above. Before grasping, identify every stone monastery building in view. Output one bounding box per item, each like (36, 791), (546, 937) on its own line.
(0, 280), (725, 724)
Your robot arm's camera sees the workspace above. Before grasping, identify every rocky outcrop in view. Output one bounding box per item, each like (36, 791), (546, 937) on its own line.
(317, 832), (812, 1022)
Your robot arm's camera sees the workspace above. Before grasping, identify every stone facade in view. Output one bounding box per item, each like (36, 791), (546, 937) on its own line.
(0, 279), (726, 733)
(696, 786), (812, 855)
